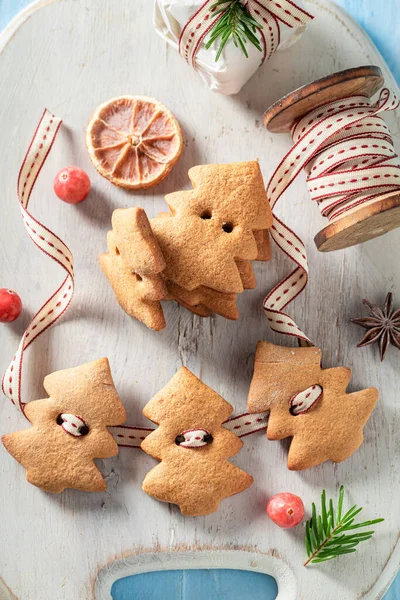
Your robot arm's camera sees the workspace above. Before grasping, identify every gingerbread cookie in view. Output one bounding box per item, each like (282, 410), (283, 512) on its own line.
(166, 281), (239, 320)
(101, 162), (272, 328)
(150, 161), (272, 293)
(254, 229), (271, 261)
(111, 208), (166, 276)
(168, 294), (213, 317)
(99, 207), (167, 331)
(248, 342), (378, 470)
(2, 358), (126, 493)
(157, 209), (267, 287)
(157, 210), (268, 286)
(141, 367), (253, 516)
(236, 259), (257, 290)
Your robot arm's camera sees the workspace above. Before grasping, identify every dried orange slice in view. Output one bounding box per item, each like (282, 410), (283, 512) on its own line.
(86, 96), (183, 190)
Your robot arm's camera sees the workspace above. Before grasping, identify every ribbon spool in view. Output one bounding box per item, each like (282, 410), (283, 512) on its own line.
(263, 66), (400, 252)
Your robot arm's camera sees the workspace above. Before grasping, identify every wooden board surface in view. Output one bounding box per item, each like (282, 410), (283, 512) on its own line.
(0, 1), (399, 599)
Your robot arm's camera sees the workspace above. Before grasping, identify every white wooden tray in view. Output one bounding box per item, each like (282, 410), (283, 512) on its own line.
(0, 1), (399, 599)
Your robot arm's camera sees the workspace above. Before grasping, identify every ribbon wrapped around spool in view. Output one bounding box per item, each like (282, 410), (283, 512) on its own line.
(263, 66), (400, 252)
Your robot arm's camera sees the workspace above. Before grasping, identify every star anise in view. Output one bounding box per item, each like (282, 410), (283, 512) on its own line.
(351, 293), (400, 361)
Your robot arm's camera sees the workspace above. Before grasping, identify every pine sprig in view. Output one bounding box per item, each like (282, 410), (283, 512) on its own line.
(205, 0), (263, 62)
(304, 486), (384, 566)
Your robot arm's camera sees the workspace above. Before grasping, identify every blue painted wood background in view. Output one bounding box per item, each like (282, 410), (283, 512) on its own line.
(111, 569), (279, 599)
(0, 0), (398, 598)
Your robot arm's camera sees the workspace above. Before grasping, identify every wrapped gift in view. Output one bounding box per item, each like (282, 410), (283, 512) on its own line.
(154, 0), (313, 95)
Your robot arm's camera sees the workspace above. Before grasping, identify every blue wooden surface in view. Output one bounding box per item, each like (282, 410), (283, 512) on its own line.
(0, 0), (398, 598)
(334, 0), (400, 83)
(111, 569), (279, 599)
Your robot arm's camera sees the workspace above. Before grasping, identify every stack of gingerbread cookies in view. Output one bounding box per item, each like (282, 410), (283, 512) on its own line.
(100, 161), (273, 330)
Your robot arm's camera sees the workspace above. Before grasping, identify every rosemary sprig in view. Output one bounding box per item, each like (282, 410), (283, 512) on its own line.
(205, 0), (263, 62)
(304, 486), (384, 566)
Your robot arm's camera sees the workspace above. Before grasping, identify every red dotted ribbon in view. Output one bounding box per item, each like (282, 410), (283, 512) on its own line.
(290, 384), (322, 415)
(110, 412), (269, 448)
(179, 0), (313, 67)
(2, 110), (74, 414)
(264, 88), (400, 345)
(58, 414), (88, 437)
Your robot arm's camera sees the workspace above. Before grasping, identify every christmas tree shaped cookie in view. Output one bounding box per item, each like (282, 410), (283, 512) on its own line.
(99, 207), (167, 330)
(155, 209), (269, 290)
(100, 162), (272, 327)
(150, 161), (272, 294)
(254, 229), (271, 262)
(2, 358), (126, 493)
(248, 342), (378, 470)
(165, 281), (239, 320)
(141, 367), (253, 516)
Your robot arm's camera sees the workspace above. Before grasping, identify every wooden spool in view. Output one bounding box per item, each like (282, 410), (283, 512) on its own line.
(263, 66), (400, 252)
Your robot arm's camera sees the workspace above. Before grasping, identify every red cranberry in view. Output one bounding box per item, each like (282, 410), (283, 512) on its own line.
(267, 492), (304, 528)
(0, 289), (22, 323)
(54, 166), (91, 204)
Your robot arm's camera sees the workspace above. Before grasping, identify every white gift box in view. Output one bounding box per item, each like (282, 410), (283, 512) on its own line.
(154, 0), (312, 95)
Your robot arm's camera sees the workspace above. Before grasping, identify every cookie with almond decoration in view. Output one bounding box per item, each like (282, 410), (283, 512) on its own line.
(2, 358), (126, 493)
(248, 342), (378, 470)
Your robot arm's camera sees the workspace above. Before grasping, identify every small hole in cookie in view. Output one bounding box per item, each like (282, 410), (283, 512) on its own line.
(115, 247), (120, 255)
(135, 274), (143, 282)
(175, 434), (185, 445)
(78, 425), (90, 436)
(203, 433), (213, 444)
(56, 414), (64, 425)
(222, 222), (233, 233)
(289, 406), (297, 416)
(200, 210), (212, 220)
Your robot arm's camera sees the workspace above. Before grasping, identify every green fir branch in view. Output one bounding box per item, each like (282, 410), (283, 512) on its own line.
(205, 0), (263, 62)
(304, 486), (384, 566)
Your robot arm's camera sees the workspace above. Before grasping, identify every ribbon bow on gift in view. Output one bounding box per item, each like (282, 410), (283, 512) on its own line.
(179, 0), (313, 67)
